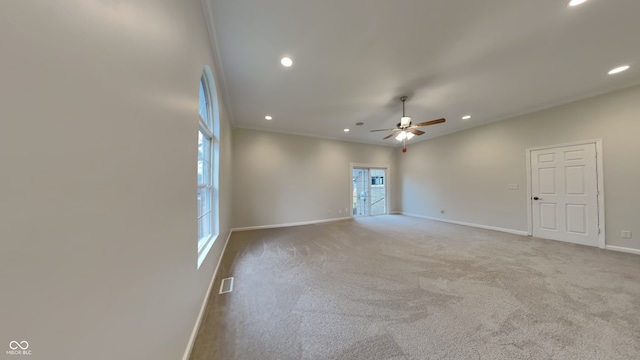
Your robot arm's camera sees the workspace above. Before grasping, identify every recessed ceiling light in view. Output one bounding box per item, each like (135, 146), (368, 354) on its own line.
(280, 57), (293, 67)
(568, 0), (588, 7)
(608, 65), (630, 75)
(344, 128), (350, 132)
(265, 115), (273, 120)
(462, 115), (472, 120)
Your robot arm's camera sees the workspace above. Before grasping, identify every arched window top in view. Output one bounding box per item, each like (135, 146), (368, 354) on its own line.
(199, 66), (219, 137)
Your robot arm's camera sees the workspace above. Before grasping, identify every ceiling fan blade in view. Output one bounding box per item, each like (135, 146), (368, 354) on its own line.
(383, 132), (396, 140)
(413, 118), (446, 127)
(407, 128), (425, 135)
(370, 128), (399, 132)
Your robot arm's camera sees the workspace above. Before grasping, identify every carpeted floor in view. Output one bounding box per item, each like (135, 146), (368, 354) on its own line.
(189, 215), (640, 360)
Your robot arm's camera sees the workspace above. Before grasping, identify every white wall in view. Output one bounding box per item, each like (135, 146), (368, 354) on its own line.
(0, 1), (232, 359)
(232, 129), (398, 228)
(399, 84), (640, 250)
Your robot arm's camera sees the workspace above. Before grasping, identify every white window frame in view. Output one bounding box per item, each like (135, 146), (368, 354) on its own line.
(197, 67), (220, 268)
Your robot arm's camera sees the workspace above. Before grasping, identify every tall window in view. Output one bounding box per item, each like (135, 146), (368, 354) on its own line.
(197, 68), (219, 268)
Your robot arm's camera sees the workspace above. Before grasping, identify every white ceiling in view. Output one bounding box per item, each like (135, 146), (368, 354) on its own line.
(204, 0), (640, 146)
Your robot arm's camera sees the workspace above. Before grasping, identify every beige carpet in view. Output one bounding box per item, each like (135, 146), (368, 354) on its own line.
(190, 215), (640, 360)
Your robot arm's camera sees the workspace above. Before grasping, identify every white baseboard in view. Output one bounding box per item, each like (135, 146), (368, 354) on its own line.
(232, 216), (352, 232)
(605, 245), (640, 255)
(400, 212), (529, 236)
(401, 213), (640, 255)
(182, 229), (234, 360)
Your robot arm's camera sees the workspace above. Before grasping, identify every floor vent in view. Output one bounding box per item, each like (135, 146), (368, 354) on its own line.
(219, 277), (234, 294)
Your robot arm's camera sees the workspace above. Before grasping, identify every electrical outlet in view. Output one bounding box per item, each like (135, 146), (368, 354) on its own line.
(621, 230), (632, 239)
(338, 209), (342, 214)
(507, 184), (518, 190)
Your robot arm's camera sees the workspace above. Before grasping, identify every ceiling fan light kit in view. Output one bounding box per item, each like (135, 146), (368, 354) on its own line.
(395, 131), (414, 141)
(370, 95), (446, 153)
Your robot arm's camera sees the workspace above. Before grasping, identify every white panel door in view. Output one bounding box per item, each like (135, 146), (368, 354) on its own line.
(531, 143), (599, 246)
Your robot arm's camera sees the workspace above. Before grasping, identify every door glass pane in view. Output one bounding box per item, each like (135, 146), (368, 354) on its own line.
(353, 169), (369, 216)
(370, 169), (386, 215)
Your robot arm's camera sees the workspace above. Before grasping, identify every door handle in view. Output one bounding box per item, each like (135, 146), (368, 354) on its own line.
(533, 196), (541, 200)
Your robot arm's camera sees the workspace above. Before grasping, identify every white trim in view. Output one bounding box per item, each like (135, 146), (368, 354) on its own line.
(525, 139), (605, 248)
(605, 245), (640, 256)
(350, 162), (391, 169)
(199, 121), (213, 138)
(232, 216), (352, 232)
(182, 229), (234, 360)
(525, 149), (532, 235)
(401, 212), (529, 236)
(197, 233), (216, 268)
(595, 140), (606, 249)
(525, 139), (604, 152)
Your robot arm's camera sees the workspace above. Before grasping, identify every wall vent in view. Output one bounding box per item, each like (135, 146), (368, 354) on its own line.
(219, 277), (234, 294)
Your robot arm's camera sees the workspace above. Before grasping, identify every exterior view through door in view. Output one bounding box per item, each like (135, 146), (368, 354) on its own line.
(529, 142), (602, 247)
(352, 168), (387, 216)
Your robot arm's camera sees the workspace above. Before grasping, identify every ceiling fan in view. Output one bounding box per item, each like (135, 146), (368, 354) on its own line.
(371, 96), (445, 152)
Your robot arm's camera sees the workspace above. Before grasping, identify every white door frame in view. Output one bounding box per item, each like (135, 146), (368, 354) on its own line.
(526, 139), (605, 248)
(350, 163), (390, 217)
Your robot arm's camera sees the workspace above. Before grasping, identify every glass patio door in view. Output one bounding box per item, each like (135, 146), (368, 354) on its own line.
(352, 168), (387, 216)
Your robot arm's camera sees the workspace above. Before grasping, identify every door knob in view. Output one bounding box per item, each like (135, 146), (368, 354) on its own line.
(533, 196), (540, 200)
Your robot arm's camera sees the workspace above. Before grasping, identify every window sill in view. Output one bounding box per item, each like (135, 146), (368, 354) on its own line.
(197, 233), (218, 269)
